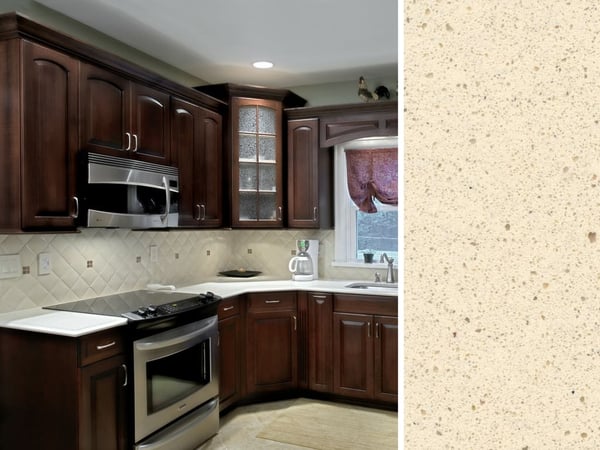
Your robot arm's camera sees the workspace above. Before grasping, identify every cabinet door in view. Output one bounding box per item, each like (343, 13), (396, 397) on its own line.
(131, 83), (170, 163)
(21, 41), (78, 229)
(231, 97), (283, 228)
(374, 315), (398, 402)
(80, 63), (130, 156)
(172, 97), (222, 226)
(333, 312), (373, 399)
(246, 311), (297, 393)
(307, 293), (333, 392)
(287, 118), (319, 228)
(218, 314), (242, 411)
(79, 354), (128, 450)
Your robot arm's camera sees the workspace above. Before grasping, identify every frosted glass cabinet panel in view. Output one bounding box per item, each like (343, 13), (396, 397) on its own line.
(231, 97), (283, 227)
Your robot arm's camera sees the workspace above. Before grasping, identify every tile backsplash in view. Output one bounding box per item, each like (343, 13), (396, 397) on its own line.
(0, 228), (378, 313)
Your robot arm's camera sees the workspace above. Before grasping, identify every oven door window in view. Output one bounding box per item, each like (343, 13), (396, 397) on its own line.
(146, 338), (211, 414)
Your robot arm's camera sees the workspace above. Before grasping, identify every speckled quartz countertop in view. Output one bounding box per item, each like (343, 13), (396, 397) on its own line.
(0, 278), (397, 337)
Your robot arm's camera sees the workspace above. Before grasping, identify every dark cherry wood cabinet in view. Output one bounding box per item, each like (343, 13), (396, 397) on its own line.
(217, 296), (243, 411)
(0, 326), (128, 450)
(0, 40), (79, 231)
(332, 294), (398, 403)
(171, 97), (223, 227)
(306, 292), (334, 392)
(80, 63), (170, 164)
(194, 84), (306, 228)
(245, 291), (298, 394)
(287, 118), (332, 228)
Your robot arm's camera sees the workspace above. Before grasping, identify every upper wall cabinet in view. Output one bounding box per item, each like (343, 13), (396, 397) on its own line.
(0, 12), (224, 232)
(171, 97), (223, 227)
(195, 84), (306, 228)
(0, 39), (79, 232)
(80, 64), (171, 164)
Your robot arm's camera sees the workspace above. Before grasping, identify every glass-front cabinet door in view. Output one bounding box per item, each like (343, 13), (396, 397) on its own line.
(232, 97), (283, 227)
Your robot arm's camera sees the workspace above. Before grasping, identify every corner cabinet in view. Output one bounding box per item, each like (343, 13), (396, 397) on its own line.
(245, 291), (298, 394)
(0, 326), (129, 450)
(171, 97), (223, 227)
(0, 39), (79, 231)
(194, 84), (306, 228)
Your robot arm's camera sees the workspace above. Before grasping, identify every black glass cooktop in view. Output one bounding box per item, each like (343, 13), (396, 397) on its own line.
(44, 290), (204, 318)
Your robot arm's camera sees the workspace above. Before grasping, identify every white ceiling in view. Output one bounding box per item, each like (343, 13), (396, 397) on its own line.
(35, 0), (399, 88)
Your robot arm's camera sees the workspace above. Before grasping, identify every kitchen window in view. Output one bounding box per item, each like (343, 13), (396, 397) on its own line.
(334, 137), (398, 266)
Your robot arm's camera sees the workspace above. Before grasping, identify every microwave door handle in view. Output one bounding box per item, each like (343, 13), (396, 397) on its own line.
(160, 176), (170, 223)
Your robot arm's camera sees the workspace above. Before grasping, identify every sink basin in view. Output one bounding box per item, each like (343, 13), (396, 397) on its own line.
(345, 282), (398, 291)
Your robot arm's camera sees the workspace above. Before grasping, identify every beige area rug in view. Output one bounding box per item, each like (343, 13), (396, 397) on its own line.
(257, 398), (398, 450)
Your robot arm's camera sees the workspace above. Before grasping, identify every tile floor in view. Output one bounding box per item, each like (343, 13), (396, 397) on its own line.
(197, 398), (398, 450)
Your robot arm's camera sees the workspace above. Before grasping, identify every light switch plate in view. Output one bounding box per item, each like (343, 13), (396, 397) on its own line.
(38, 253), (52, 276)
(0, 254), (21, 279)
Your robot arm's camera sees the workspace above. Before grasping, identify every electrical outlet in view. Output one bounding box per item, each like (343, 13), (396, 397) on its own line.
(150, 245), (158, 262)
(38, 253), (52, 276)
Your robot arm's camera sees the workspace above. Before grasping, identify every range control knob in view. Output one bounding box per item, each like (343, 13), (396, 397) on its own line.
(205, 291), (215, 299)
(136, 307), (148, 317)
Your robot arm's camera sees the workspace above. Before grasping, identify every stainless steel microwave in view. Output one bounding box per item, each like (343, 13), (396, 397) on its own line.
(78, 152), (179, 228)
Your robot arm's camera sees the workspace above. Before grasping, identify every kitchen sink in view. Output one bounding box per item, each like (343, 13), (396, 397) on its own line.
(345, 282), (398, 291)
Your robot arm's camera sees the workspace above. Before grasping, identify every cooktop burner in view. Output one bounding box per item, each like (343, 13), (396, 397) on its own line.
(44, 290), (220, 321)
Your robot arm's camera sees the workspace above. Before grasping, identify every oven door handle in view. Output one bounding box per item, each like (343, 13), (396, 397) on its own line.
(135, 317), (216, 352)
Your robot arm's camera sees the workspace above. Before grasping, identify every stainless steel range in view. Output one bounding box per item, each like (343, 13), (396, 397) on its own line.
(46, 289), (221, 450)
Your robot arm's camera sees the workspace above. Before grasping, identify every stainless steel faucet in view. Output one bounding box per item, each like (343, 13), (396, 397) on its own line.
(382, 253), (395, 283)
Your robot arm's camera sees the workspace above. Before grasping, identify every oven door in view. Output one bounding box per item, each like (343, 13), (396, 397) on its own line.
(133, 315), (219, 443)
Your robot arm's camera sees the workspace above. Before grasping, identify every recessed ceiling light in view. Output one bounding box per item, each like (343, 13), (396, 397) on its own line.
(252, 61), (274, 69)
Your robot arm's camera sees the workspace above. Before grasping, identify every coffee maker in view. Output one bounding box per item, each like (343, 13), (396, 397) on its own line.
(288, 239), (319, 281)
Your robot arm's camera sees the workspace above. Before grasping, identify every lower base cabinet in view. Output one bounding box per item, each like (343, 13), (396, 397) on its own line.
(332, 294), (398, 404)
(245, 292), (298, 394)
(0, 327), (128, 450)
(218, 296), (243, 411)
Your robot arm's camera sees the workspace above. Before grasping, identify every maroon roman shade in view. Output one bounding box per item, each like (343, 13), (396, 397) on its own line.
(345, 148), (398, 213)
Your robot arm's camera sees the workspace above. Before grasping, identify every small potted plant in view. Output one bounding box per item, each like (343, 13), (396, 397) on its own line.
(362, 250), (374, 263)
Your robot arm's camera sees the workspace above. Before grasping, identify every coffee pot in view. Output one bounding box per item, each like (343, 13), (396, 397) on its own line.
(288, 240), (317, 281)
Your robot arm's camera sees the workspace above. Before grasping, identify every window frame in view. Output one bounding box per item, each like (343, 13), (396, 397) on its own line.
(333, 136), (398, 267)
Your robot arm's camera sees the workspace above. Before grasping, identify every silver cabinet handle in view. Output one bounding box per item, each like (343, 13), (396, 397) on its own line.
(125, 132), (131, 151)
(121, 363), (128, 387)
(265, 300), (280, 304)
(375, 322), (380, 339)
(315, 299), (325, 305)
(277, 206), (282, 221)
(160, 176), (170, 224)
(195, 204), (201, 221)
(132, 133), (138, 152)
(367, 322), (371, 338)
(96, 341), (116, 350)
(293, 315), (297, 331)
(200, 204), (206, 221)
(222, 306), (235, 311)
(313, 206), (318, 221)
(72, 196), (79, 219)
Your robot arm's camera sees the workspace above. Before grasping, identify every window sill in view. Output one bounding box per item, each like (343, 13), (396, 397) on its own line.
(331, 260), (396, 270)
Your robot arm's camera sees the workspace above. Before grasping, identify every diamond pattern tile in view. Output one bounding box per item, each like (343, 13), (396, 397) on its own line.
(0, 228), (374, 314)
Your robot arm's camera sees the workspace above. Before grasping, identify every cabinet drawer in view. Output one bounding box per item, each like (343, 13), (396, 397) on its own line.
(247, 291), (296, 312)
(79, 328), (125, 367)
(334, 294), (397, 316)
(219, 296), (241, 319)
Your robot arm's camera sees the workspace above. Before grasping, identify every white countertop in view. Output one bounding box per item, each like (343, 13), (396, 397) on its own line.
(0, 278), (397, 337)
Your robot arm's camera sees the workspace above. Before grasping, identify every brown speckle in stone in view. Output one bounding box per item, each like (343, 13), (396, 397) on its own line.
(436, 430), (442, 436)
(563, 167), (569, 173)
(534, 66), (540, 71)
(421, 409), (427, 415)
(580, 396), (585, 403)
(505, 223), (511, 231)
(471, 404), (476, 411)
(425, 8), (431, 14)
(588, 232), (596, 243)
(426, 72), (434, 78)
(469, 138), (476, 144)
(446, 23), (454, 31)
(581, 432), (588, 438)
(543, 282), (549, 289)
(565, 430), (571, 436)
(452, 331), (457, 337)
(465, 317), (470, 323)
